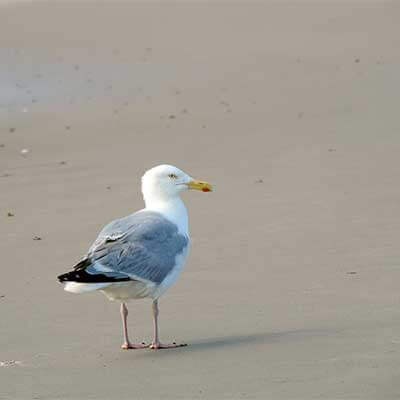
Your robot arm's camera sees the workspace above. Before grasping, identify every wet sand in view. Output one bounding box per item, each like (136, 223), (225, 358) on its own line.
(1, 1), (400, 399)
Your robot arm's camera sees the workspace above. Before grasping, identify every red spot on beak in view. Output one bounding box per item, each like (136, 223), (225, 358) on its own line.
(202, 187), (211, 192)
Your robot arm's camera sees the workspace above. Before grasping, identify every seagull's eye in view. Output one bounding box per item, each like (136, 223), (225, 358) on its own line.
(168, 173), (178, 179)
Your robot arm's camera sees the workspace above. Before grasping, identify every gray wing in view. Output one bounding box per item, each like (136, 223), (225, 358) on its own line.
(78, 211), (189, 285)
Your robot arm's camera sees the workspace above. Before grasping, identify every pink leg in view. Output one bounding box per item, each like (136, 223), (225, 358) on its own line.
(148, 300), (187, 350)
(120, 303), (147, 350)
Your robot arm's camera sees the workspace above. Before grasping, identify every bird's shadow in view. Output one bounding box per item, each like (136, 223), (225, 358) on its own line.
(188, 332), (280, 351)
(188, 327), (333, 351)
(131, 327), (335, 358)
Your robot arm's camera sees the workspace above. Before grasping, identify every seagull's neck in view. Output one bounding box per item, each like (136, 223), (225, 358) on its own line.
(144, 195), (189, 236)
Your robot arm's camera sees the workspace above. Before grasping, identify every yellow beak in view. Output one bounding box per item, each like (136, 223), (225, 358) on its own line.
(187, 179), (213, 192)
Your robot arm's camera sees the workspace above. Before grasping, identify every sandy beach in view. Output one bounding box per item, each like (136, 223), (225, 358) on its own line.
(1, 1), (400, 399)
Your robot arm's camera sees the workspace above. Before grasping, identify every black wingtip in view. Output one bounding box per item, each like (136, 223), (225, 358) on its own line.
(57, 269), (131, 284)
(57, 271), (74, 282)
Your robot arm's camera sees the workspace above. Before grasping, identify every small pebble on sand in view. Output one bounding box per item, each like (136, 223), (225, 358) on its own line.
(0, 360), (22, 367)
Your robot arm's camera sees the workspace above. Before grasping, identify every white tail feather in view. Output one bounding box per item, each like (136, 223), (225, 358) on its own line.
(63, 282), (110, 294)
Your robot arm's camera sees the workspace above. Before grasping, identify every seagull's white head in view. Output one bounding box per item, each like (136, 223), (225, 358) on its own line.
(141, 164), (213, 206)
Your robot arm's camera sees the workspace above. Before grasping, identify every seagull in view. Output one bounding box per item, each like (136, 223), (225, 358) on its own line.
(58, 164), (213, 350)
